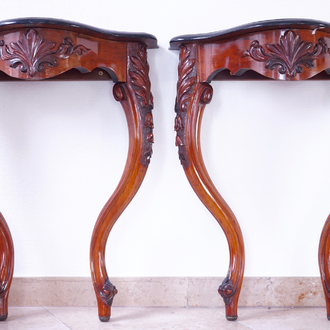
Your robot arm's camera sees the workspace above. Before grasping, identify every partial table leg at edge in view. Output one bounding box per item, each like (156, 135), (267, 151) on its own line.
(319, 214), (330, 320)
(0, 213), (14, 321)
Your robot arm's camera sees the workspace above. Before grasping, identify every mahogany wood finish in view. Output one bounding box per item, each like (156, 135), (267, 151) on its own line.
(319, 215), (330, 320)
(0, 213), (14, 321)
(170, 18), (330, 321)
(0, 18), (157, 322)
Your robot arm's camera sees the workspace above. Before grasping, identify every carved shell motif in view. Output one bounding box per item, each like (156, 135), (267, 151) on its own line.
(0, 29), (90, 77)
(242, 30), (328, 78)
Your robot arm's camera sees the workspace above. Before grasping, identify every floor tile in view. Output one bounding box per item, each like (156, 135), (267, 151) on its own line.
(47, 306), (246, 330)
(237, 307), (329, 330)
(3, 306), (330, 330)
(3, 307), (69, 330)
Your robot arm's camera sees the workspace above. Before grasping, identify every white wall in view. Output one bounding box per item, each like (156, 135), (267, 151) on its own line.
(0, 0), (330, 278)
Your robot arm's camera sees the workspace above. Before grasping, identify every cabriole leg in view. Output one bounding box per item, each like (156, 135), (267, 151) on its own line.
(319, 214), (330, 320)
(174, 44), (244, 320)
(0, 213), (14, 321)
(90, 42), (154, 321)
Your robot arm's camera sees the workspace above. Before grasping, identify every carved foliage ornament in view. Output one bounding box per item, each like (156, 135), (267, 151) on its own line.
(129, 44), (153, 110)
(128, 43), (154, 167)
(242, 30), (328, 78)
(174, 44), (197, 169)
(0, 29), (90, 77)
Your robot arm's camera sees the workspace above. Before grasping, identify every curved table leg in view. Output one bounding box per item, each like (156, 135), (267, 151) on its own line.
(90, 42), (154, 322)
(319, 214), (330, 320)
(174, 45), (245, 321)
(0, 213), (14, 321)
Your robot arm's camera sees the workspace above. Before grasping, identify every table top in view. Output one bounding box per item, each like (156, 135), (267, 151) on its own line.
(0, 17), (158, 48)
(0, 17), (157, 81)
(169, 18), (330, 49)
(170, 18), (330, 81)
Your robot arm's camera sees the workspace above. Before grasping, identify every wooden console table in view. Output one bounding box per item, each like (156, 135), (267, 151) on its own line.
(170, 18), (330, 321)
(0, 18), (157, 322)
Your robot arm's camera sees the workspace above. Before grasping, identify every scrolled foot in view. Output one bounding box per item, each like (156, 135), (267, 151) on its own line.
(218, 277), (240, 321)
(226, 315), (237, 321)
(100, 279), (118, 305)
(218, 277), (235, 305)
(95, 283), (116, 323)
(99, 316), (110, 322)
(0, 315), (8, 321)
(327, 315), (330, 321)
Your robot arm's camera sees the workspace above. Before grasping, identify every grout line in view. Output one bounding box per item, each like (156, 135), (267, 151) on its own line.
(139, 313), (239, 330)
(236, 322), (256, 330)
(42, 307), (72, 330)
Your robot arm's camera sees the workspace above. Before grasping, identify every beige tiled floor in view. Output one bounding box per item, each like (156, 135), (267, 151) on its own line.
(1, 306), (329, 329)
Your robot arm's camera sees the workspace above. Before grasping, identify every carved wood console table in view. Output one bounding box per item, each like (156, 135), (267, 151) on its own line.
(170, 18), (330, 321)
(0, 18), (157, 322)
